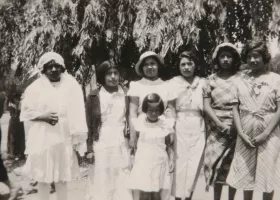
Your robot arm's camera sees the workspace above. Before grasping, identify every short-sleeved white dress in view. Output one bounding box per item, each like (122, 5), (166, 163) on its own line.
(127, 114), (173, 192)
(127, 78), (170, 113)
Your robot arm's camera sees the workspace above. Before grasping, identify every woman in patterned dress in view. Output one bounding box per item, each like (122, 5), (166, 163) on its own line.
(226, 41), (280, 200)
(168, 51), (206, 200)
(203, 43), (241, 200)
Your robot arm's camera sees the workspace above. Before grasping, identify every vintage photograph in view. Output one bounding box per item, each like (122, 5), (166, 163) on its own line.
(1, 0), (280, 200)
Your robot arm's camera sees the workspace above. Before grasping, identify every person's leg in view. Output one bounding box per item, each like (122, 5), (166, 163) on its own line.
(186, 191), (194, 200)
(228, 186), (237, 200)
(263, 191), (274, 200)
(37, 182), (50, 200)
(55, 182), (68, 200)
(214, 183), (223, 200)
(243, 190), (253, 200)
(139, 191), (151, 200)
(50, 182), (55, 193)
(151, 191), (161, 200)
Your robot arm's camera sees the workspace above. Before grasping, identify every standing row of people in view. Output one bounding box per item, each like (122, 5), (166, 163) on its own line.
(17, 39), (280, 200)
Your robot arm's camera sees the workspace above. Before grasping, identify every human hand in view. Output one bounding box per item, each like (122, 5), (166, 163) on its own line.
(241, 134), (255, 148)
(86, 152), (94, 164)
(251, 132), (269, 146)
(129, 138), (137, 149)
(39, 112), (58, 126)
(86, 152), (94, 159)
(218, 123), (230, 135)
(169, 160), (174, 173)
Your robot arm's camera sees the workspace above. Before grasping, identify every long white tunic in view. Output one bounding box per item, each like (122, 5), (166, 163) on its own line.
(20, 73), (88, 183)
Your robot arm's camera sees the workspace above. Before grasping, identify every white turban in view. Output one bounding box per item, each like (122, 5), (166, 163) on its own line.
(37, 52), (65, 72)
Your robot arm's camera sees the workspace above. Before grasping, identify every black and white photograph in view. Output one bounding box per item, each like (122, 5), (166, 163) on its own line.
(1, 0), (280, 200)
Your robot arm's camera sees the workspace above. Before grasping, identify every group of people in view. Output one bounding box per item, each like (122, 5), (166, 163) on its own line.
(1, 39), (280, 200)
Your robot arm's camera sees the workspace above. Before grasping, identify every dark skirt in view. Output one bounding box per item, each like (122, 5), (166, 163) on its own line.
(0, 127), (8, 181)
(7, 116), (25, 158)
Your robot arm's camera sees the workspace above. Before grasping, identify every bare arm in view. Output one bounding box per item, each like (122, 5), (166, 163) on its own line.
(233, 104), (255, 148)
(128, 96), (139, 148)
(167, 99), (176, 119)
(262, 102), (280, 136)
(203, 97), (224, 128)
(252, 102), (280, 146)
(165, 134), (175, 173)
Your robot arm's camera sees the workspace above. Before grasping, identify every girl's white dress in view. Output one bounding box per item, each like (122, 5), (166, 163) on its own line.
(86, 86), (132, 200)
(20, 73), (88, 183)
(128, 114), (173, 192)
(168, 76), (206, 198)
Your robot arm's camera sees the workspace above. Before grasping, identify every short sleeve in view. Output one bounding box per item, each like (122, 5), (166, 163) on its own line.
(131, 114), (145, 132)
(127, 81), (139, 97)
(202, 79), (212, 98)
(166, 80), (177, 101)
(230, 81), (239, 105)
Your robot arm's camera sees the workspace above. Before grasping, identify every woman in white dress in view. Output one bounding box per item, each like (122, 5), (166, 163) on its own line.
(168, 51), (205, 200)
(128, 51), (173, 200)
(20, 52), (88, 200)
(85, 61), (132, 200)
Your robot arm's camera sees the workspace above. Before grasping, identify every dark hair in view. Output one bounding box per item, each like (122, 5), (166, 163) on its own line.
(139, 56), (165, 79)
(214, 46), (241, 73)
(177, 51), (200, 76)
(241, 40), (271, 64)
(42, 60), (65, 74)
(96, 60), (120, 85)
(142, 93), (164, 115)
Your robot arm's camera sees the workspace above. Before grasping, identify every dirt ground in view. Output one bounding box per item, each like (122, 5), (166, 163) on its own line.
(1, 112), (280, 200)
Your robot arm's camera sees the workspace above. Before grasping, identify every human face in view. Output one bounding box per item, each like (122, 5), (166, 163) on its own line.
(142, 57), (159, 79)
(218, 50), (233, 70)
(246, 50), (265, 71)
(104, 68), (120, 87)
(146, 104), (161, 122)
(179, 57), (196, 78)
(44, 62), (63, 82)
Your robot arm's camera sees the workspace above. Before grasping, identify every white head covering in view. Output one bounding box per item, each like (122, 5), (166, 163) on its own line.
(37, 52), (65, 72)
(212, 43), (240, 61)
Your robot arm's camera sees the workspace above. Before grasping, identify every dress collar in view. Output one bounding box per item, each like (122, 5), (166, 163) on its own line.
(140, 78), (164, 85)
(177, 76), (200, 89)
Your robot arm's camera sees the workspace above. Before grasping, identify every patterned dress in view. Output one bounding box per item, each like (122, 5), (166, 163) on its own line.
(227, 71), (280, 192)
(203, 73), (238, 189)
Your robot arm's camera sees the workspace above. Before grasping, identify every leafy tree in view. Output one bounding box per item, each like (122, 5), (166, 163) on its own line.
(1, 0), (280, 97)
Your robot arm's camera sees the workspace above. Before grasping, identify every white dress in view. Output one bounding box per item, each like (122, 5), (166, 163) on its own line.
(127, 78), (170, 113)
(168, 76), (206, 198)
(20, 73), (88, 183)
(128, 114), (173, 192)
(86, 86), (132, 200)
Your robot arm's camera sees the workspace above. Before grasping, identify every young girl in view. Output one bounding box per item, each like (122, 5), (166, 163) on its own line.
(128, 93), (174, 200)
(85, 60), (132, 200)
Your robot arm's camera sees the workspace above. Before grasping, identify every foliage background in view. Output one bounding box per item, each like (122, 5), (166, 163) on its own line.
(1, 0), (280, 97)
